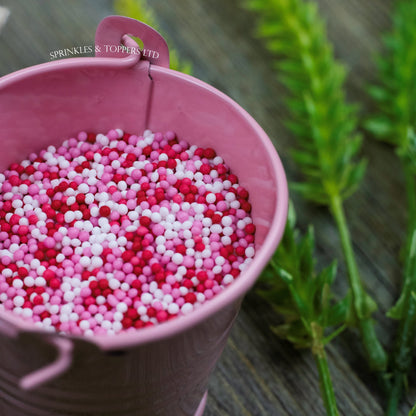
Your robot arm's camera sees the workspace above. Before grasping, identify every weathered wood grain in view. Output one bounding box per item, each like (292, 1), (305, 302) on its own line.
(0, 0), (412, 415)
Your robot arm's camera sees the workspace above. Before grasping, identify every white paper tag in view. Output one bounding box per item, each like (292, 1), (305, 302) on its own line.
(0, 7), (10, 33)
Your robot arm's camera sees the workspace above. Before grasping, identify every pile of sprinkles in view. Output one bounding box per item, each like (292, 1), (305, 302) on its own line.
(0, 129), (255, 336)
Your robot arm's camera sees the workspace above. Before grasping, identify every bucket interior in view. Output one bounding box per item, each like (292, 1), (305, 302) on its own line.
(0, 59), (284, 248)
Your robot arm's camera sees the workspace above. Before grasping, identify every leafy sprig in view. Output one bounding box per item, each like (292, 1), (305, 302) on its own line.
(247, 0), (366, 204)
(366, 0), (416, 154)
(366, 1), (416, 414)
(245, 0), (387, 374)
(258, 203), (346, 416)
(113, 0), (192, 74)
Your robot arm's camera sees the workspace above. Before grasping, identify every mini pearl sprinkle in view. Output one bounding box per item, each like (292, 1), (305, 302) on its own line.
(0, 129), (256, 335)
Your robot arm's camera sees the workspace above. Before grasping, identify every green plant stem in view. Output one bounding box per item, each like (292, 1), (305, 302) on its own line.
(386, 288), (416, 415)
(403, 163), (416, 253)
(386, 372), (403, 416)
(386, 166), (416, 415)
(329, 194), (388, 372)
(269, 264), (340, 416)
(313, 347), (339, 416)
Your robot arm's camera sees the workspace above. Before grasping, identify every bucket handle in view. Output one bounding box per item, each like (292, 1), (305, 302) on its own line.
(95, 15), (170, 68)
(19, 336), (73, 390)
(0, 316), (73, 390)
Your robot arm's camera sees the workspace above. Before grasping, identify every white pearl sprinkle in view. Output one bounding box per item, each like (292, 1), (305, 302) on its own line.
(181, 303), (194, 315)
(141, 293), (153, 305)
(171, 253), (184, 265)
(13, 296), (25, 307)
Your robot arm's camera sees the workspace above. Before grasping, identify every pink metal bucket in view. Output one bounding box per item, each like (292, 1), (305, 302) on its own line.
(0, 16), (288, 416)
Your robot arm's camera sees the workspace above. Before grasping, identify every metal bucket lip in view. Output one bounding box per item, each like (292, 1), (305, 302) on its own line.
(0, 52), (288, 351)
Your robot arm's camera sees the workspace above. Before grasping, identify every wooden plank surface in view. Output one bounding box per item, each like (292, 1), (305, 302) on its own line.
(0, 0), (412, 415)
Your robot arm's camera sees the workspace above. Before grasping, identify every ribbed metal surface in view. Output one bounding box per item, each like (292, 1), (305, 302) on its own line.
(0, 303), (237, 415)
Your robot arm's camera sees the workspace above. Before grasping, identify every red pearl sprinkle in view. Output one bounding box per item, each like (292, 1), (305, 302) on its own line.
(99, 206), (111, 217)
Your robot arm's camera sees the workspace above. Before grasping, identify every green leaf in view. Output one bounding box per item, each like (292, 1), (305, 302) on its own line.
(341, 159), (367, 200)
(367, 85), (391, 103)
(325, 292), (351, 328)
(272, 323), (312, 349)
(289, 181), (329, 205)
(387, 294), (406, 320)
(359, 291), (379, 319)
(298, 226), (315, 280)
(316, 261), (338, 290)
(286, 199), (297, 229)
(364, 117), (394, 139)
(271, 262), (294, 284)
